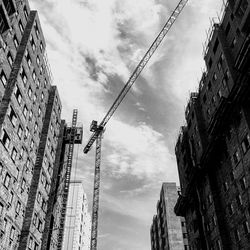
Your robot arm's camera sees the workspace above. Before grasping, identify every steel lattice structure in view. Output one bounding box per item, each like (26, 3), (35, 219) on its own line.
(84, 1), (188, 249)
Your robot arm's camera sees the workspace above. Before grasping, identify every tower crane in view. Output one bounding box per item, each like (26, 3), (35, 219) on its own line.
(83, 0), (188, 249)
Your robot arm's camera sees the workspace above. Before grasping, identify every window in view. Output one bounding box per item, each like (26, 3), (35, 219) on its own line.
(48, 163), (52, 176)
(28, 87), (32, 99)
(212, 96), (216, 104)
(41, 172), (45, 184)
(35, 22), (40, 37)
(207, 108), (211, 116)
(30, 139), (34, 150)
(243, 221), (250, 234)
(29, 110), (33, 121)
(38, 107), (41, 117)
(3, 218), (7, 232)
(41, 92), (44, 101)
(213, 39), (219, 54)
(4, 173), (11, 188)
(0, 6), (9, 34)
(183, 233), (188, 239)
(241, 134), (250, 153)
(23, 6), (28, 20)
(231, 37), (237, 48)
(34, 122), (38, 133)
(8, 107), (17, 126)
(15, 201), (21, 214)
(223, 181), (229, 192)
(25, 50), (31, 67)
(24, 127), (29, 139)
(233, 150), (240, 165)
(216, 240), (222, 250)
(44, 78), (47, 87)
(217, 59), (222, 71)
(36, 78), (40, 88)
(228, 203), (234, 215)
(21, 178), (26, 191)
(11, 147), (17, 161)
(208, 194), (212, 204)
(203, 94), (207, 103)
(9, 226), (15, 240)
(45, 180), (50, 192)
(8, 191), (13, 204)
(20, 67), (27, 85)
(32, 71), (36, 81)
(7, 52), (13, 66)
(33, 93), (37, 103)
(40, 41), (44, 52)
(36, 56), (40, 65)
(42, 199), (47, 212)
(217, 89), (222, 99)
(212, 215), (217, 226)
(2, 130), (10, 149)
(19, 21), (24, 33)
(222, 77), (227, 87)
(28, 236), (33, 249)
(207, 81), (212, 90)
(30, 36), (35, 51)
(235, 229), (241, 242)
(225, 69), (230, 81)
(236, 195), (242, 206)
(13, 35), (19, 48)
(208, 58), (213, 69)
(213, 72), (217, 81)
(14, 86), (22, 104)
(37, 191), (41, 203)
(1, 71), (7, 86)
(34, 242), (39, 250)
(23, 105), (28, 118)
(225, 22), (231, 36)
(240, 177), (247, 190)
(33, 213), (37, 226)
(38, 219), (43, 232)
(20, 147), (25, 158)
(0, 202), (3, 215)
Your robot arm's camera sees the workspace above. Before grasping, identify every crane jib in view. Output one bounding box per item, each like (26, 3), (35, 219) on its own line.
(84, 0), (189, 249)
(83, 0), (188, 155)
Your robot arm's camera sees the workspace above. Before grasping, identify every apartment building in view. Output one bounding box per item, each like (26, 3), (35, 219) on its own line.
(0, 1), (83, 249)
(62, 181), (91, 250)
(150, 183), (189, 250)
(175, 0), (250, 249)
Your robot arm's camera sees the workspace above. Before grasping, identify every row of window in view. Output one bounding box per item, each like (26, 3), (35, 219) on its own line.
(232, 133), (250, 165)
(2, 169), (28, 194)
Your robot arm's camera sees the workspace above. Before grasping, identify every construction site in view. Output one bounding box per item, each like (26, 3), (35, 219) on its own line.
(0, 0), (250, 249)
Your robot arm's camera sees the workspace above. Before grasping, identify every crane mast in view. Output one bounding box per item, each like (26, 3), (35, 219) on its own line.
(84, 1), (188, 249)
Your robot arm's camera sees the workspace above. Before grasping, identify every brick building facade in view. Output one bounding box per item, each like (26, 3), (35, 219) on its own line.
(150, 183), (189, 250)
(0, 1), (83, 249)
(174, 0), (250, 249)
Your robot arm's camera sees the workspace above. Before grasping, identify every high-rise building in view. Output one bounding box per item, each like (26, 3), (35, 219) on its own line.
(175, 1), (250, 249)
(0, 1), (83, 249)
(150, 183), (189, 250)
(62, 181), (91, 250)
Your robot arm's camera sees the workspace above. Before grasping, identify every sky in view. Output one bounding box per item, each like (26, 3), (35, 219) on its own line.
(29, 0), (224, 249)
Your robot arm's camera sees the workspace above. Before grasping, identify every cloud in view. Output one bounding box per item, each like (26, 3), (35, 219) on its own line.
(104, 121), (177, 180)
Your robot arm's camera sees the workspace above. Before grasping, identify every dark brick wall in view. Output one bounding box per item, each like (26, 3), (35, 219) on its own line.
(175, 2), (250, 249)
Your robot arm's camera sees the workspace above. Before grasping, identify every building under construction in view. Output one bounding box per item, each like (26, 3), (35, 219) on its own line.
(0, 0), (83, 249)
(175, 0), (250, 249)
